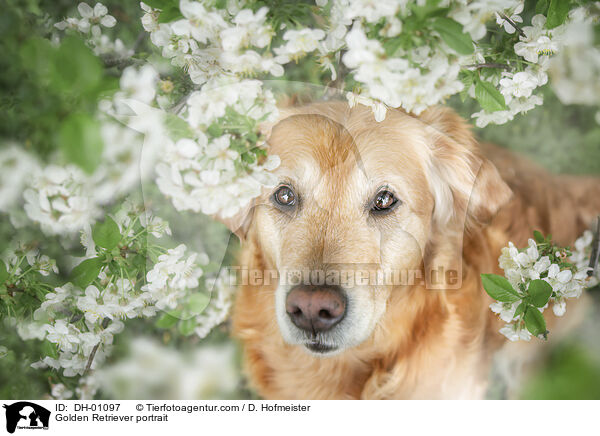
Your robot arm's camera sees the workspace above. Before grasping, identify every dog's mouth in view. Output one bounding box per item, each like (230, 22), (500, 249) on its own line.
(304, 339), (338, 354)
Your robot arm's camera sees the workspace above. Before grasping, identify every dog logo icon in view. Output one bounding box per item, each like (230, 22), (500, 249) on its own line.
(2, 402), (50, 433)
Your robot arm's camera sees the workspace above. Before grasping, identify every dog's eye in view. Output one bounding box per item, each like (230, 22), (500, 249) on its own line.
(371, 190), (399, 214)
(273, 185), (296, 207)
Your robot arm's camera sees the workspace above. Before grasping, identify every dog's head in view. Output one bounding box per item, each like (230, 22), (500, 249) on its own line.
(226, 102), (512, 356)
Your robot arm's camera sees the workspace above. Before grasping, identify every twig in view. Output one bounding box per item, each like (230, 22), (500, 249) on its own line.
(102, 30), (147, 70)
(102, 56), (143, 70)
(5, 285), (42, 303)
(465, 63), (512, 70)
(84, 317), (111, 375)
(588, 216), (600, 277)
(132, 30), (147, 53)
(69, 313), (83, 324)
(500, 12), (526, 38)
(326, 53), (348, 92)
(170, 93), (190, 115)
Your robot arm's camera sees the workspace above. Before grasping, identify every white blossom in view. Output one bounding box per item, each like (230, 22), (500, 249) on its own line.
(51, 383), (74, 400)
(0, 145), (40, 213)
(499, 323), (532, 342)
(495, 3), (524, 34)
(275, 29), (326, 58)
(24, 165), (99, 235)
(514, 15), (559, 63)
(97, 338), (239, 399)
(55, 2), (116, 34)
(195, 270), (236, 338)
(142, 244), (207, 311)
(491, 229), (597, 341)
(499, 71), (539, 103)
(45, 320), (81, 353)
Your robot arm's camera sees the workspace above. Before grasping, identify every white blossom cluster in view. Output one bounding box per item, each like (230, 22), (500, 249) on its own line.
(55, 2), (131, 58)
(332, 1), (600, 125)
(341, 22), (467, 118)
(2, 243), (59, 279)
(138, 2), (286, 219)
(0, 145), (40, 214)
(548, 8), (600, 108)
(156, 78), (280, 218)
(474, 6), (600, 127)
(142, 0), (285, 84)
(50, 382), (74, 400)
(142, 244), (208, 311)
(95, 338), (239, 399)
(26, 220), (221, 378)
(330, 0), (522, 120)
(32, 317), (124, 377)
(472, 13), (555, 127)
(6, 5), (252, 389)
(571, 230), (600, 289)
(491, 234), (598, 342)
(194, 268), (236, 339)
(55, 2), (116, 34)
(23, 165), (99, 235)
(19, 65), (160, 237)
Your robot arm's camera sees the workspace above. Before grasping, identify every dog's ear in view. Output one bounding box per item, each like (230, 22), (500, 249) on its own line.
(416, 107), (512, 289)
(418, 107), (513, 231)
(216, 199), (257, 241)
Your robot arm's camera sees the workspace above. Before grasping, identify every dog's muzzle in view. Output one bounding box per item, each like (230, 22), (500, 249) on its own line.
(285, 285), (347, 351)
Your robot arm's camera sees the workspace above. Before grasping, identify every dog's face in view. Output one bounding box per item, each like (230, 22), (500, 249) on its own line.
(231, 103), (511, 356)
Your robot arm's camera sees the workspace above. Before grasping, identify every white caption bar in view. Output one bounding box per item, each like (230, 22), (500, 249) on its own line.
(0, 400), (593, 436)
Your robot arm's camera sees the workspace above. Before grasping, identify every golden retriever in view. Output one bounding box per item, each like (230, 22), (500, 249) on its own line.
(225, 101), (600, 399)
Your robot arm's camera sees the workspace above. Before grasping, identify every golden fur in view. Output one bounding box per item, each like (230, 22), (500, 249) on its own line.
(228, 102), (600, 399)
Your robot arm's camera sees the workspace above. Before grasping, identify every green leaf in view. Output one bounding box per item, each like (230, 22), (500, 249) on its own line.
(207, 123), (223, 137)
(411, 0), (444, 20)
(156, 312), (179, 328)
(475, 80), (507, 112)
(459, 72), (474, 102)
(254, 147), (267, 158)
(164, 113), (195, 140)
(141, 0), (171, 8)
(0, 261), (8, 284)
(527, 279), (553, 307)
(158, 5), (183, 23)
(536, 0), (549, 15)
(546, 0), (570, 29)
(481, 274), (521, 302)
(178, 317), (197, 336)
(524, 307), (547, 338)
(383, 38), (404, 57)
(241, 152), (256, 164)
(514, 302), (527, 318)
(70, 257), (103, 288)
(19, 37), (54, 82)
(188, 292), (210, 315)
(431, 17), (474, 55)
(41, 340), (59, 359)
(50, 36), (104, 96)
(92, 217), (121, 250)
(59, 112), (104, 174)
(533, 230), (545, 243)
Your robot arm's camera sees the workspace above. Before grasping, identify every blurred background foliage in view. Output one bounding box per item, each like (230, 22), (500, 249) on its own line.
(0, 0), (599, 400)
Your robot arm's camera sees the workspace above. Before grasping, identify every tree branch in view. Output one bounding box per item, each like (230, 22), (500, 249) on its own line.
(84, 317), (111, 374)
(588, 216), (600, 277)
(499, 12), (526, 38)
(464, 63), (512, 70)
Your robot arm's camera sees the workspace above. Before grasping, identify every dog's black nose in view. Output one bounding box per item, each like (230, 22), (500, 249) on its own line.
(285, 285), (346, 333)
